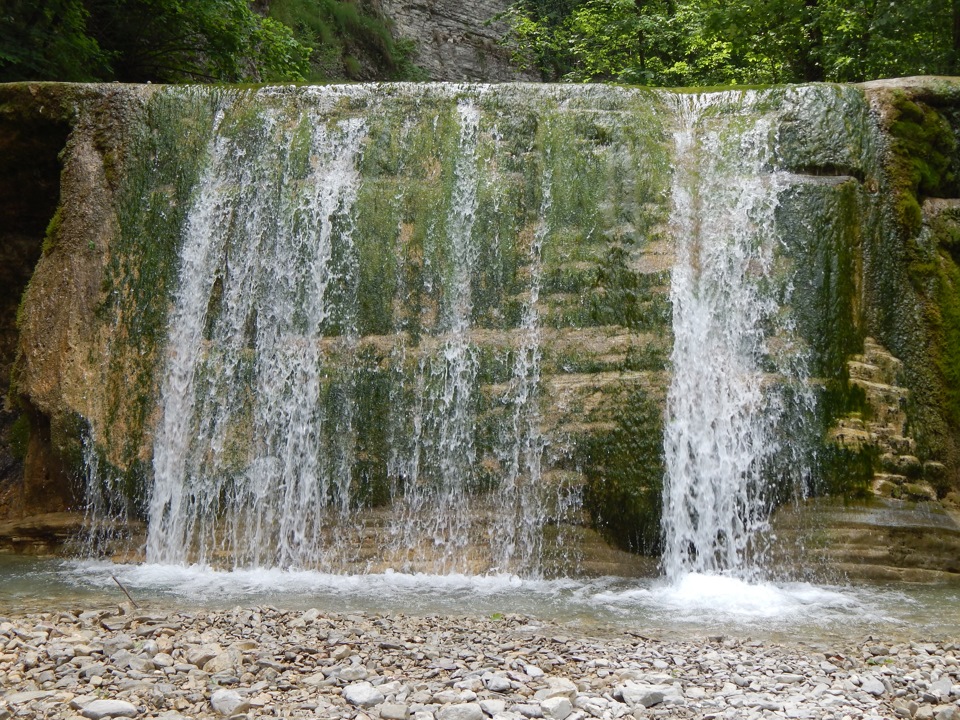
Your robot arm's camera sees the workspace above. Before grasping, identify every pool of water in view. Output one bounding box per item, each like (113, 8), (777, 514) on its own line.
(1, 556), (957, 645)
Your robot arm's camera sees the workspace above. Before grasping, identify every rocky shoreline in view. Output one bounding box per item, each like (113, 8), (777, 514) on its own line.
(0, 603), (957, 720)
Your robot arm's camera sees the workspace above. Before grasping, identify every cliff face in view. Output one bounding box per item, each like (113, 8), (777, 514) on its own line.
(377, 0), (537, 81)
(2, 79), (960, 580)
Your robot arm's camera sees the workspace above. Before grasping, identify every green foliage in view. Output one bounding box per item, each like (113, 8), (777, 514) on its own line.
(0, 0), (109, 81)
(1, 0), (312, 82)
(501, 0), (960, 85)
(269, 0), (424, 81)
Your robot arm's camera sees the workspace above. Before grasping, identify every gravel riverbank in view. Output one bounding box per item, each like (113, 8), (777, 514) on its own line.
(0, 604), (958, 720)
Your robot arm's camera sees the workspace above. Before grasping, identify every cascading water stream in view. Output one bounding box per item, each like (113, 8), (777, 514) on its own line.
(75, 83), (854, 581)
(386, 100), (483, 571)
(147, 97), (369, 568)
(661, 91), (812, 582)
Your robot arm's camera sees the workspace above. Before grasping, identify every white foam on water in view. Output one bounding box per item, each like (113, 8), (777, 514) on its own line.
(588, 572), (888, 631)
(58, 559), (915, 638)
(61, 559), (577, 608)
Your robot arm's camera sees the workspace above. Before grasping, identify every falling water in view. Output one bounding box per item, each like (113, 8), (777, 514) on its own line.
(75, 83), (858, 579)
(147, 95), (369, 568)
(385, 100), (483, 571)
(135, 87), (590, 574)
(661, 92), (812, 581)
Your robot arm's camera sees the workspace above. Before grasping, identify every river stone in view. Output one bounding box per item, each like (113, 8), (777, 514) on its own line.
(541, 697), (572, 720)
(381, 703), (411, 720)
(534, 678), (577, 700)
(438, 704), (485, 720)
(617, 683), (683, 708)
(301, 670), (328, 686)
(509, 704), (544, 718)
(6, 691), (55, 704)
(344, 681), (385, 707)
(480, 699), (507, 716)
(204, 646), (242, 673)
(484, 673), (513, 692)
(339, 664), (370, 681)
(210, 689), (250, 716)
(862, 678), (886, 697)
(80, 699), (139, 719)
(186, 644), (219, 668)
(931, 678), (953, 698)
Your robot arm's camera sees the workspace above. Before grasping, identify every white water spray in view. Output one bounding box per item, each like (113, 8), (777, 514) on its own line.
(661, 92), (811, 582)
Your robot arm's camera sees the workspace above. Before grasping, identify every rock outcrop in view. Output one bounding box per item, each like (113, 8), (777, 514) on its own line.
(377, 0), (537, 81)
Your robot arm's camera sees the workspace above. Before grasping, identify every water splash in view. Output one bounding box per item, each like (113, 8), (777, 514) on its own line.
(661, 92), (812, 582)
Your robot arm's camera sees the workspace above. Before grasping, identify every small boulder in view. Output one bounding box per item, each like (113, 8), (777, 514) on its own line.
(343, 681), (385, 708)
(80, 700), (139, 719)
(210, 689), (250, 716)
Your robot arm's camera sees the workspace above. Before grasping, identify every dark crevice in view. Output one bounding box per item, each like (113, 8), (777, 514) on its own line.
(0, 102), (72, 518)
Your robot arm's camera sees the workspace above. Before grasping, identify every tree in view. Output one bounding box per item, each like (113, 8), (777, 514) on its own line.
(500, 0), (959, 86)
(0, 0), (310, 83)
(0, 0), (109, 81)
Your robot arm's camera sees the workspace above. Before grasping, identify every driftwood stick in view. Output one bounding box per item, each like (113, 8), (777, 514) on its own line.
(111, 575), (139, 608)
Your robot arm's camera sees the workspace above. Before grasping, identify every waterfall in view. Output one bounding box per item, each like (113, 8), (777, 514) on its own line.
(134, 86), (606, 574)
(72, 83), (862, 578)
(147, 94), (370, 568)
(661, 92), (813, 581)
(385, 100), (483, 572)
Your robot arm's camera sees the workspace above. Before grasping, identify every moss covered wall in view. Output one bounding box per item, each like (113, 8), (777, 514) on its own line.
(3, 79), (960, 572)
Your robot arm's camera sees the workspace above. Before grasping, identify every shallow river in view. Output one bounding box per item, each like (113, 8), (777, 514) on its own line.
(1, 556), (957, 647)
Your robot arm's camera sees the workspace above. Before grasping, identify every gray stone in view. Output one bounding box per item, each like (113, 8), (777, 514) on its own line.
(203, 647), (242, 674)
(862, 677), (886, 697)
(344, 681), (385, 708)
(80, 699), (139, 719)
(534, 679), (577, 701)
(6, 691), (55, 704)
(483, 673), (513, 693)
(438, 704), (485, 720)
(931, 678), (953, 698)
(540, 697), (572, 720)
(339, 664), (370, 681)
(209, 689), (250, 716)
(186, 645), (219, 668)
(509, 704), (544, 719)
(480, 699), (507, 717)
(618, 683), (685, 708)
(378, 0), (535, 82)
(381, 703), (411, 720)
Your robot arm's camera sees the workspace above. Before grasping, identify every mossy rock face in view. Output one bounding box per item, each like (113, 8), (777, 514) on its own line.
(7, 79), (960, 570)
(579, 386), (664, 554)
(859, 78), (960, 499)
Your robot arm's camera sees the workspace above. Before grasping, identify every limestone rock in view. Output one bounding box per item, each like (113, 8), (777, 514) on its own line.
(438, 703), (485, 720)
(210, 689), (250, 716)
(344, 681), (385, 708)
(541, 697), (572, 720)
(80, 699), (139, 719)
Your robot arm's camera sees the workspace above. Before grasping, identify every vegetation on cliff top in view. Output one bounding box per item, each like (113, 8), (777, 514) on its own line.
(0, 0), (420, 83)
(501, 0), (960, 85)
